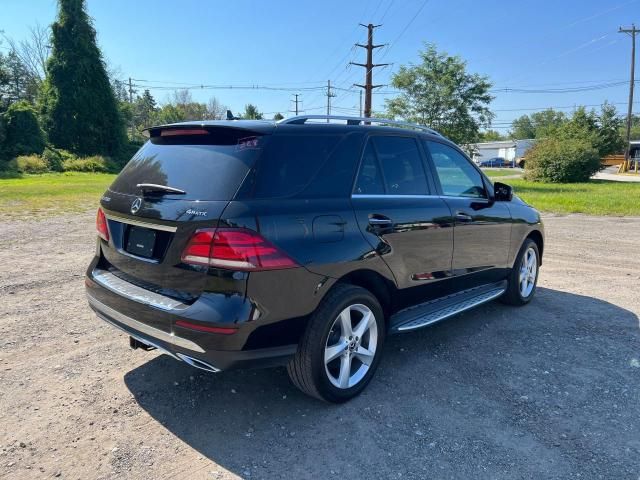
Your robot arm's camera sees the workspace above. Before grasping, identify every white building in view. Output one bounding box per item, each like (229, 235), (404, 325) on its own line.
(470, 139), (535, 165)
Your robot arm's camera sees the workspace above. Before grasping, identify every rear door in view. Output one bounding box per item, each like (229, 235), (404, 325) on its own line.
(350, 134), (454, 293)
(423, 139), (512, 287)
(99, 126), (268, 297)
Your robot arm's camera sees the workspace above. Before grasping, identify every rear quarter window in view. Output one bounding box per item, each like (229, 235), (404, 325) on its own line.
(250, 133), (346, 198)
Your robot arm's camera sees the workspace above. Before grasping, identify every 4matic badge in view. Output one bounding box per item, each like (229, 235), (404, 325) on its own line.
(186, 209), (207, 217)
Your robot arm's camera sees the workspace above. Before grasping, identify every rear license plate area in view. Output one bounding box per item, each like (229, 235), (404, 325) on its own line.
(125, 226), (157, 258)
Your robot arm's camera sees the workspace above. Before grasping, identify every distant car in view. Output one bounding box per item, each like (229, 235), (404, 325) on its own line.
(479, 157), (507, 168)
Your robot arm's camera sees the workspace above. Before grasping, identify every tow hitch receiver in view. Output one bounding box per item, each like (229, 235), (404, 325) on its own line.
(129, 336), (155, 351)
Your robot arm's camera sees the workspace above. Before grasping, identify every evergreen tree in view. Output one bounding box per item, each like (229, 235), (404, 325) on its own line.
(134, 89), (157, 128)
(39, 0), (126, 156)
(242, 103), (263, 120)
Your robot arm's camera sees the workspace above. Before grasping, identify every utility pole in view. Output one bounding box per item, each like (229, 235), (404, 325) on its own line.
(359, 90), (363, 117)
(128, 77), (134, 103)
(619, 24), (637, 171)
(291, 93), (301, 115)
(127, 77), (134, 138)
(351, 23), (388, 118)
(325, 80), (336, 122)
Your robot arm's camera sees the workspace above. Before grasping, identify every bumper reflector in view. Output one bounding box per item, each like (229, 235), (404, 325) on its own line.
(175, 320), (238, 335)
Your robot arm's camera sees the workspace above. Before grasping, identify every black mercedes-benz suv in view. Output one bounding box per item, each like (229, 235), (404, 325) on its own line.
(85, 115), (544, 403)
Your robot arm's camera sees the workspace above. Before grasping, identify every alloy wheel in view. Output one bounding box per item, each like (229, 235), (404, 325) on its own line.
(324, 304), (378, 389)
(519, 247), (537, 298)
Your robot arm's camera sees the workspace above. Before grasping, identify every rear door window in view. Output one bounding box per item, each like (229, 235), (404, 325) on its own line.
(354, 136), (429, 195)
(109, 129), (266, 200)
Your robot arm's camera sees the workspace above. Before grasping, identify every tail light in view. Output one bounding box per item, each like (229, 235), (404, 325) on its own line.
(96, 208), (109, 241)
(181, 228), (298, 271)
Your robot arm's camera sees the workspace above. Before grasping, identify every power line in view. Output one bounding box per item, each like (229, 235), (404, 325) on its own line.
(380, 0), (430, 61)
(379, 0), (396, 22)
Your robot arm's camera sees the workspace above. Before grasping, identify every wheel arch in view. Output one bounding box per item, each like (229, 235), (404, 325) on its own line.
(526, 229), (544, 265)
(333, 269), (395, 319)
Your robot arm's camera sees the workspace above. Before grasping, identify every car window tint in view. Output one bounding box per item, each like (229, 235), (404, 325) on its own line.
(374, 136), (428, 195)
(252, 134), (343, 198)
(426, 141), (486, 198)
(354, 137), (428, 195)
(354, 140), (385, 194)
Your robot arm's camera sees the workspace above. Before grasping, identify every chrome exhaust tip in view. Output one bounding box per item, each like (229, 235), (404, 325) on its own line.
(175, 353), (220, 373)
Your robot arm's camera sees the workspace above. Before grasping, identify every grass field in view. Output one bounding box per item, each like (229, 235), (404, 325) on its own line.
(483, 168), (523, 178)
(0, 172), (115, 219)
(507, 179), (639, 216)
(0, 171), (638, 219)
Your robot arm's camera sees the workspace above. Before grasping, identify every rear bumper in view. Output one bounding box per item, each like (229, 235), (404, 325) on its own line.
(85, 266), (299, 371)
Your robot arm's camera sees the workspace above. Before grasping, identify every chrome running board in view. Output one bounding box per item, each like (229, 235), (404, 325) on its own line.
(390, 282), (506, 333)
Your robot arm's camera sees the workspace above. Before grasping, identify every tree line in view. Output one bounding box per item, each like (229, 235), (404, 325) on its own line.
(0, 0), (280, 174)
(0, 1), (636, 178)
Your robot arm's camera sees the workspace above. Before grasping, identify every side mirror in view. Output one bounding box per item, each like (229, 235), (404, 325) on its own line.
(493, 182), (513, 202)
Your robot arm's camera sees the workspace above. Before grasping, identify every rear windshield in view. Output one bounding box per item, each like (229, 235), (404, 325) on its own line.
(109, 129), (266, 200)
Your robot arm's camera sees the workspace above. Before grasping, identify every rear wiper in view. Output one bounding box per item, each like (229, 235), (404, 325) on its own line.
(136, 183), (186, 195)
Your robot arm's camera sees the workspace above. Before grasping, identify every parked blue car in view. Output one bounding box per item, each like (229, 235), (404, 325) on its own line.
(479, 157), (508, 168)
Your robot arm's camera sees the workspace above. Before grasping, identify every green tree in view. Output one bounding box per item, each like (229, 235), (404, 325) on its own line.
(242, 103), (263, 120)
(627, 114), (640, 141)
(39, 0), (126, 157)
(510, 115), (536, 139)
(554, 106), (620, 157)
(153, 104), (183, 125)
(479, 129), (504, 141)
(273, 112), (284, 121)
(0, 51), (39, 107)
(3, 101), (45, 158)
(134, 90), (157, 129)
(510, 109), (567, 139)
(385, 43), (494, 144)
(596, 103), (625, 156)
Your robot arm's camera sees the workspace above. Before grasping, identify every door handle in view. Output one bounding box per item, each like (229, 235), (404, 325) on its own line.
(455, 212), (473, 223)
(368, 215), (393, 227)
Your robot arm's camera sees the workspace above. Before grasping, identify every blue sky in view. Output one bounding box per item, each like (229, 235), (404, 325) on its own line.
(1, 0), (638, 131)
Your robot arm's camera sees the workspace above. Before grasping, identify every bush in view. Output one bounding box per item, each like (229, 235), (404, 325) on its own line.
(524, 138), (601, 183)
(0, 114), (7, 162)
(3, 101), (46, 157)
(14, 155), (49, 174)
(62, 155), (110, 172)
(42, 147), (65, 172)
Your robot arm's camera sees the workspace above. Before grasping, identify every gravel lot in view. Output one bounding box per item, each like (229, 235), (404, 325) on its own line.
(1, 213), (639, 480)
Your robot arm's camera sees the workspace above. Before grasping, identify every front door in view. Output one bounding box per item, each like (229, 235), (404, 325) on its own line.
(350, 135), (454, 296)
(424, 140), (512, 289)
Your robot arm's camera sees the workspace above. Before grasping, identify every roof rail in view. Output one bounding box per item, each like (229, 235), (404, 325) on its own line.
(279, 115), (441, 136)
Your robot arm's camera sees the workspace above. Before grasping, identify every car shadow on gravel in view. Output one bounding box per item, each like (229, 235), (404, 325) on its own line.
(124, 287), (640, 479)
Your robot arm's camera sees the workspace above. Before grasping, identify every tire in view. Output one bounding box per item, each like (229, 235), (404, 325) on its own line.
(501, 238), (540, 306)
(287, 283), (385, 403)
